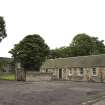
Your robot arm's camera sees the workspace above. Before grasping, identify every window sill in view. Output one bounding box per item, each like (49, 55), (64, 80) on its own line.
(92, 75), (97, 76)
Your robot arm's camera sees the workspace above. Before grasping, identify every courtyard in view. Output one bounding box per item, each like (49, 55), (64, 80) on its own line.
(0, 80), (105, 105)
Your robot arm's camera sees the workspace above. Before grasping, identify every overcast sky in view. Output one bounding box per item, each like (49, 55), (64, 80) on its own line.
(0, 0), (105, 57)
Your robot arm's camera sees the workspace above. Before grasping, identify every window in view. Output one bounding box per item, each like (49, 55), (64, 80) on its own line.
(63, 68), (66, 73)
(74, 68), (77, 71)
(69, 68), (72, 75)
(92, 68), (96, 76)
(80, 67), (83, 75)
(53, 69), (56, 75)
(46, 69), (48, 72)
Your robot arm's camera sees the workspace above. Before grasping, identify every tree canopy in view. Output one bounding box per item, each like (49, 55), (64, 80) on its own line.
(9, 34), (49, 71)
(70, 33), (105, 56)
(49, 33), (105, 58)
(9, 33), (105, 69)
(48, 47), (70, 59)
(0, 16), (7, 42)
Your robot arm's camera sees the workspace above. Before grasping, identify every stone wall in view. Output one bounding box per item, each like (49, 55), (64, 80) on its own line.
(41, 67), (105, 82)
(66, 67), (105, 82)
(26, 72), (52, 81)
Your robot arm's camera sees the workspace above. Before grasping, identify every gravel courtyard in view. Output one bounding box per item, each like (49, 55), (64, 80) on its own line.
(0, 80), (105, 105)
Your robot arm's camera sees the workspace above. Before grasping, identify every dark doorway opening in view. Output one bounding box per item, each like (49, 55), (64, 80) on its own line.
(59, 68), (62, 80)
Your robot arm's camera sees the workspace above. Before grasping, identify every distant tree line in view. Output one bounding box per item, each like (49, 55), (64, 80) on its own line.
(48, 33), (105, 59)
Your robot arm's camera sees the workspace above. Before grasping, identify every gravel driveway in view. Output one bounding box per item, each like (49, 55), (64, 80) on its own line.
(0, 80), (105, 105)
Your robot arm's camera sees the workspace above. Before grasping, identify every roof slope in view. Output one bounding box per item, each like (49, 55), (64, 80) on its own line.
(41, 54), (105, 69)
(0, 57), (13, 63)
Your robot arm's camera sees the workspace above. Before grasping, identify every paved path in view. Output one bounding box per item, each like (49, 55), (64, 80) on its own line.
(93, 99), (105, 105)
(0, 80), (105, 105)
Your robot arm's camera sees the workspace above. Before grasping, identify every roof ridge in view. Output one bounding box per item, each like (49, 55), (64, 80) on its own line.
(49, 54), (105, 60)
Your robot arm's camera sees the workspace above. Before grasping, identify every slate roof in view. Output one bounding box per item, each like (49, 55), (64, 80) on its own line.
(41, 54), (105, 69)
(0, 57), (13, 63)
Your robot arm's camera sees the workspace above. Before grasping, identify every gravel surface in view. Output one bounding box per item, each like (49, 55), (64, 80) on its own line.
(93, 99), (105, 105)
(0, 80), (105, 105)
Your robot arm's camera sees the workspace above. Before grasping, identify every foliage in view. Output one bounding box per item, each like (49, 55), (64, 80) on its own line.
(70, 33), (105, 56)
(49, 33), (105, 58)
(70, 33), (93, 56)
(48, 47), (71, 59)
(91, 37), (105, 54)
(0, 73), (15, 80)
(9, 34), (49, 71)
(0, 16), (7, 42)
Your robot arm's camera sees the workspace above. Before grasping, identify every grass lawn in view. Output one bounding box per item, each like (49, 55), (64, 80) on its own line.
(0, 73), (15, 80)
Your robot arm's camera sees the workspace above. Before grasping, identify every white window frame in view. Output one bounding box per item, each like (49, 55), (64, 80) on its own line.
(92, 68), (97, 76)
(80, 67), (84, 75)
(69, 68), (72, 75)
(53, 69), (57, 76)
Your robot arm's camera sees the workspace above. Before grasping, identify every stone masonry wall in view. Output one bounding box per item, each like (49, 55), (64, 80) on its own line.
(40, 67), (105, 82)
(26, 72), (52, 81)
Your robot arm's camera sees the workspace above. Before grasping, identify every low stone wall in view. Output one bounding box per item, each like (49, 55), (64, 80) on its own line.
(26, 72), (52, 81)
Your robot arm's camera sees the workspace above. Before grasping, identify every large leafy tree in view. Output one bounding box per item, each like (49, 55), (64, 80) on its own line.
(91, 37), (105, 54)
(70, 33), (105, 56)
(70, 33), (93, 56)
(0, 16), (7, 42)
(9, 34), (49, 71)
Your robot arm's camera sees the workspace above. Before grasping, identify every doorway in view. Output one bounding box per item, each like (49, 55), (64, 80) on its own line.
(59, 68), (62, 80)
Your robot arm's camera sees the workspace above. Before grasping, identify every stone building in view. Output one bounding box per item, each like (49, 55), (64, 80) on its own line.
(0, 57), (14, 72)
(40, 54), (105, 82)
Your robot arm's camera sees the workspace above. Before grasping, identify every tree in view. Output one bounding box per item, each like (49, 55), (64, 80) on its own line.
(91, 37), (105, 54)
(48, 47), (71, 59)
(0, 16), (7, 42)
(48, 33), (105, 59)
(9, 34), (49, 71)
(70, 33), (105, 56)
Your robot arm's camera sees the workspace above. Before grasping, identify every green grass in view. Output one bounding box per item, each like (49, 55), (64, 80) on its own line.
(0, 73), (15, 80)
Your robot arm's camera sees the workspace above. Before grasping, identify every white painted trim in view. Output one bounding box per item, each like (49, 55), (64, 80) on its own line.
(92, 68), (97, 76)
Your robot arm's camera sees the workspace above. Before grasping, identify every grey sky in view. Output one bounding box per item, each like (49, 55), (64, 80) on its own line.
(0, 0), (105, 57)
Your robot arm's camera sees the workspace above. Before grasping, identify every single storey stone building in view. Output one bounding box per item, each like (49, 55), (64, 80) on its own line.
(40, 54), (105, 82)
(0, 57), (14, 72)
